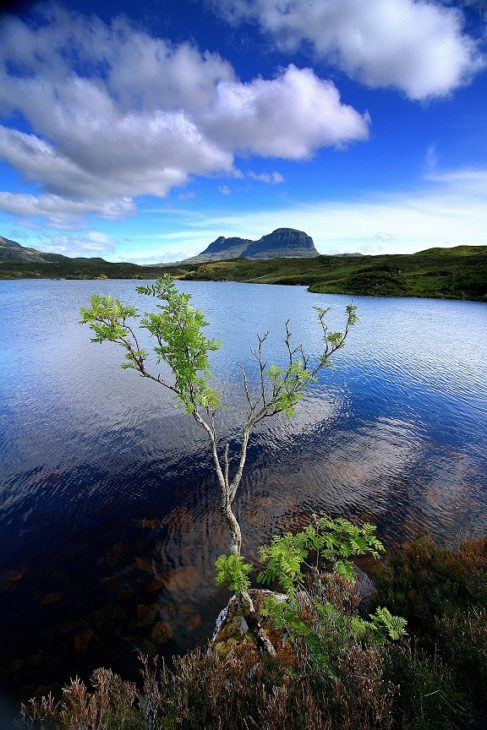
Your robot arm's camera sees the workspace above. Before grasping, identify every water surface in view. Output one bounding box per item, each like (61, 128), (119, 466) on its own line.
(1, 279), (486, 704)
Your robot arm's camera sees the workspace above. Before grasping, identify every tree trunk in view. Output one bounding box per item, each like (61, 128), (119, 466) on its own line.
(222, 498), (242, 555)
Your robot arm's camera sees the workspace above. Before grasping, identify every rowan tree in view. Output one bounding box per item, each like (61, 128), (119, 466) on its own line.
(81, 276), (357, 558)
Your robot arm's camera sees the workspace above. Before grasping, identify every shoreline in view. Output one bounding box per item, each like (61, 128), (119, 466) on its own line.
(1, 245), (485, 301)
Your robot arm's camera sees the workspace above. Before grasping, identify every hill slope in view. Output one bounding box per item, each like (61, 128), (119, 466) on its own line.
(0, 235), (60, 263)
(177, 246), (487, 300)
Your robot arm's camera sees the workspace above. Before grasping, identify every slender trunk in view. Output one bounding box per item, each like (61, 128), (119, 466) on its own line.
(222, 498), (242, 555)
(193, 410), (248, 557)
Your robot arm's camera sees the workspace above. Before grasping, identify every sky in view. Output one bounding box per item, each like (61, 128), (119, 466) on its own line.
(0, 0), (486, 263)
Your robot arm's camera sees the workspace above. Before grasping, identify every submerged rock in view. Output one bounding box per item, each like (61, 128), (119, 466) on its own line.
(150, 621), (173, 645)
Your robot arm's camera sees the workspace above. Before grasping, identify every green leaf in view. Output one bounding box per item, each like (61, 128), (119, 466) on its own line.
(215, 554), (252, 595)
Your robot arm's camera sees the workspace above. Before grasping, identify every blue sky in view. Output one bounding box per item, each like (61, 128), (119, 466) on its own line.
(0, 0), (486, 262)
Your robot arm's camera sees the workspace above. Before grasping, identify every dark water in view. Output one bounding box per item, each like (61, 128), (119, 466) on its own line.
(1, 279), (486, 709)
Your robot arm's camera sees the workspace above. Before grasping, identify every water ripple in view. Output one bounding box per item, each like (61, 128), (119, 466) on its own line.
(0, 280), (486, 700)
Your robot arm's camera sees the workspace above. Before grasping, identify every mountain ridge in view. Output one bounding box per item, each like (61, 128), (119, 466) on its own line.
(183, 227), (319, 263)
(0, 235), (114, 265)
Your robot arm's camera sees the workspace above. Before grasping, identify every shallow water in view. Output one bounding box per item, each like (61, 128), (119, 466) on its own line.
(1, 279), (486, 703)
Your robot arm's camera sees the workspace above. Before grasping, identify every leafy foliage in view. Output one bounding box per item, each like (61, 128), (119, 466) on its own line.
(370, 606), (408, 642)
(81, 275), (221, 414)
(215, 554), (252, 595)
(257, 532), (309, 597)
(257, 514), (385, 595)
(215, 518), (404, 681)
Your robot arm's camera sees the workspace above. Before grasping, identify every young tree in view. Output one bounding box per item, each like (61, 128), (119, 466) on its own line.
(80, 276), (357, 558)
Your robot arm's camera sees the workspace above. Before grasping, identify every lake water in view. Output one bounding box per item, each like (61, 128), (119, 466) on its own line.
(1, 279), (486, 707)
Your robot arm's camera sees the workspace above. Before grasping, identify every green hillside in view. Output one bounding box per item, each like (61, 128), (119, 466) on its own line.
(0, 246), (485, 301)
(176, 246), (487, 300)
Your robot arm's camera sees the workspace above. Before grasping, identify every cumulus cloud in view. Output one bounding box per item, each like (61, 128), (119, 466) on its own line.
(0, 5), (369, 225)
(204, 65), (369, 157)
(211, 0), (484, 99)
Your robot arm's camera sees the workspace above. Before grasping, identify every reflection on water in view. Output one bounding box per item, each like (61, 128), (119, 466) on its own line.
(0, 280), (486, 704)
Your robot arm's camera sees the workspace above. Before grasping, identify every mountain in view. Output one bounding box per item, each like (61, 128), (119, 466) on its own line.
(0, 235), (57, 263)
(243, 228), (318, 259)
(184, 235), (253, 263)
(0, 235), (144, 280)
(183, 228), (319, 263)
(0, 235), (110, 265)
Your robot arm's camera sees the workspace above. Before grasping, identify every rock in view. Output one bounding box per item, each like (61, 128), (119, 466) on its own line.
(133, 556), (154, 574)
(74, 628), (94, 654)
(150, 621), (173, 645)
(178, 604), (203, 632)
(137, 639), (158, 658)
(211, 589), (288, 659)
(186, 614), (202, 632)
(0, 568), (25, 592)
(186, 236), (252, 263)
(355, 566), (376, 609)
(160, 566), (199, 593)
(40, 592), (62, 606)
(132, 517), (162, 530)
(102, 541), (128, 567)
(134, 603), (160, 627)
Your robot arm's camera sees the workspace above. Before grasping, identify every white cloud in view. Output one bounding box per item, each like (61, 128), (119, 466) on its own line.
(218, 185), (231, 195)
(205, 66), (369, 158)
(424, 167), (487, 193)
(0, 6), (368, 226)
(12, 164), (482, 262)
(0, 191), (135, 228)
(158, 166), (487, 257)
(248, 170), (284, 184)
(36, 231), (118, 257)
(212, 0), (484, 99)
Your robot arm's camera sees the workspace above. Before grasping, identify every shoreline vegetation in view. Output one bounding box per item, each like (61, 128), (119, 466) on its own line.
(19, 531), (487, 729)
(1, 245), (486, 301)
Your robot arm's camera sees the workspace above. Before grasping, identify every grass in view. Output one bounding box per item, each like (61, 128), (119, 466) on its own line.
(1, 246), (486, 301)
(179, 247), (487, 301)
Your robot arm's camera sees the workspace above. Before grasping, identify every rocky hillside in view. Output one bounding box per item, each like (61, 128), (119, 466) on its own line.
(0, 235), (56, 263)
(184, 228), (319, 263)
(0, 235), (118, 267)
(244, 228), (318, 259)
(185, 235), (253, 263)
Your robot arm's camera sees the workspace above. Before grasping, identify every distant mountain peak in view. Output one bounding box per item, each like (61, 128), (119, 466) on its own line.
(183, 227), (319, 263)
